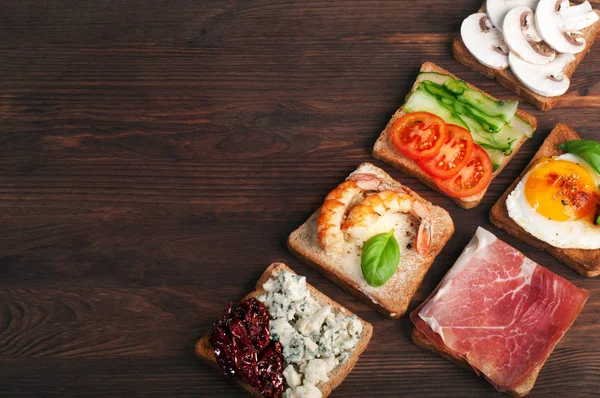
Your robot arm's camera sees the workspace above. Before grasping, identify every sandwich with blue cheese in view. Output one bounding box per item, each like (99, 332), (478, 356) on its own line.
(196, 262), (373, 398)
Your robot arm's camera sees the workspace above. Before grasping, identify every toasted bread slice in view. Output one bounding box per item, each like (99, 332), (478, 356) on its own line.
(373, 62), (537, 209)
(196, 262), (373, 398)
(453, 4), (600, 111)
(411, 327), (539, 397)
(288, 163), (454, 319)
(490, 124), (600, 277)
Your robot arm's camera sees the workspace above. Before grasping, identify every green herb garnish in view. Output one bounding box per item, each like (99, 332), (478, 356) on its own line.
(361, 230), (400, 287)
(559, 140), (600, 175)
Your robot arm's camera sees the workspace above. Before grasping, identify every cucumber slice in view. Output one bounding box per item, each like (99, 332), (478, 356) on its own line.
(465, 115), (524, 155)
(444, 79), (468, 95)
(420, 81), (506, 133)
(458, 89), (518, 124)
(404, 88), (468, 129)
(415, 72), (452, 86)
(509, 115), (535, 138)
(420, 81), (468, 116)
(481, 147), (505, 172)
(417, 72), (518, 123)
(463, 116), (507, 152)
(421, 81), (455, 102)
(495, 123), (527, 154)
(463, 106), (506, 133)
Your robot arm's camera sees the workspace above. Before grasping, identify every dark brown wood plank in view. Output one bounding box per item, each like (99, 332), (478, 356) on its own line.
(1, 0), (600, 396)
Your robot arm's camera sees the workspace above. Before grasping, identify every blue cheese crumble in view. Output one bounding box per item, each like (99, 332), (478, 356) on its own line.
(257, 270), (363, 398)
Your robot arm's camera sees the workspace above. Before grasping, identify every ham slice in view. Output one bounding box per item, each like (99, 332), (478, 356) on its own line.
(411, 227), (588, 392)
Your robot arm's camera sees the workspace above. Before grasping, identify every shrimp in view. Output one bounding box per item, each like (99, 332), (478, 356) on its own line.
(316, 173), (381, 252)
(316, 173), (432, 255)
(317, 180), (364, 252)
(343, 191), (433, 255)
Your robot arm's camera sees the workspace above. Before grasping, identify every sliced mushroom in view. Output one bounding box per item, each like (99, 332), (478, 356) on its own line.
(486, 0), (540, 32)
(521, 8), (543, 43)
(536, 0), (599, 54)
(503, 5), (555, 65)
(461, 13), (509, 70)
(509, 51), (575, 96)
(558, 1), (599, 32)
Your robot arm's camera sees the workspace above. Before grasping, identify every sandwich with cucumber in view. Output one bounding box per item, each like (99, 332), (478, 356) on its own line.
(373, 62), (537, 209)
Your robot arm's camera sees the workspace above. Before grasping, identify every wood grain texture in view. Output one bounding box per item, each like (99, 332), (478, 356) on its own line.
(1, 0), (600, 396)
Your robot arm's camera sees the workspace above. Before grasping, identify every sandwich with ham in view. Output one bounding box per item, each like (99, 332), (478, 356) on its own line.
(411, 227), (588, 397)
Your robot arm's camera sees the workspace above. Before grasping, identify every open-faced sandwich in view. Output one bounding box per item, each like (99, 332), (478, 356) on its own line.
(454, 0), (600, 111)
(288, 163), (454, 319)
(373, 62), (537, 209)
(491, 123), (600, 276)
(196, 262), (373, 398)
(411, 227), (588, 397)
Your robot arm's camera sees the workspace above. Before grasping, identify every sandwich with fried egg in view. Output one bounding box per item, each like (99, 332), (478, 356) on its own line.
(491, 123), (600, 276)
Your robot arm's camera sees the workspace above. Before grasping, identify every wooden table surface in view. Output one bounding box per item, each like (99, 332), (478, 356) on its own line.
(2, 0), (600, 396)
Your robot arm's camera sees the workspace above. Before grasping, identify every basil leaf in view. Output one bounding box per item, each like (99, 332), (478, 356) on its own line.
(559, 140), (600, 154)
(579, 151), (600, 176)
(559, 140), (600, 175)
(361, 230), (400, 287)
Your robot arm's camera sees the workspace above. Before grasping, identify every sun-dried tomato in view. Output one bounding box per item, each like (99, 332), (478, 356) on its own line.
(209, 298), (284, 397)
(257, 341), (284, 397)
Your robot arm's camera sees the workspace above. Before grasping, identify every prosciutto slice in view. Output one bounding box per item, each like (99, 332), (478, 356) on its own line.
(411, 227), (588, 392)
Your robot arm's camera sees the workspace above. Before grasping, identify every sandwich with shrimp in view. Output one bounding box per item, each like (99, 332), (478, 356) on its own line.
(288, 163), (454, 319)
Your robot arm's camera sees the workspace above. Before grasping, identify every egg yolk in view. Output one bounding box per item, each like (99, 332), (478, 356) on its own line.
(525, 159), (598, 222)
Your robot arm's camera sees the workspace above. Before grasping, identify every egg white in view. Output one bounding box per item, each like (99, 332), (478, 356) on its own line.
(506, 154), (600, 249)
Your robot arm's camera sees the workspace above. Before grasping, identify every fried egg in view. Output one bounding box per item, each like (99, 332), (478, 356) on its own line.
(506, 153), (600, 249)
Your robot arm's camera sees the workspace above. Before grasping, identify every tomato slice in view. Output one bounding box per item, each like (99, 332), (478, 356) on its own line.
(417, 124), (474, 179)
(436, 144), (493, 198)
(390, 112), (448, 160)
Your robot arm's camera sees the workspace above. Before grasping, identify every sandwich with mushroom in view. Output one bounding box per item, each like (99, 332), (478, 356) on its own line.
(455, 0), (600, 110)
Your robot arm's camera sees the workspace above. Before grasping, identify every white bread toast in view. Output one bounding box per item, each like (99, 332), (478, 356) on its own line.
(287, 163), (454, 319)
(196, 262), (373, 398)
(411, 327), (540, 397)
(490, 123), (600, 277)
(453, 3), (600, 111)
(373, 62), (538, 209)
